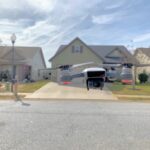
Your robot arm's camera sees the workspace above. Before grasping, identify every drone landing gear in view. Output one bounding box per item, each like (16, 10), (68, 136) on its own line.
(100, 82), (104, 90)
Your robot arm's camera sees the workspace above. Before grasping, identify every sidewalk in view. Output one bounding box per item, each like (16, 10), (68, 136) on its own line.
(1, 86), (150, 100)
(116, 94), (150, 98)
(0, 92), (31, 97)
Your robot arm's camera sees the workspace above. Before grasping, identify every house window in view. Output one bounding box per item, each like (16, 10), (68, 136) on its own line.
(75, 46), (81, 53)
(72, 45), (83, 53)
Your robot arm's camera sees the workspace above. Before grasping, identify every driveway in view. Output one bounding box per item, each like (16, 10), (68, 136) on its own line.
(25, 82), (117, 100)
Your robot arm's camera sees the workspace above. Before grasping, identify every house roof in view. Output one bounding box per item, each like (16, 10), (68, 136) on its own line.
(134, 48), (150, 57)
(0, 46), (46, 67)
(49, 37), (136, 64)
(88, 45), (135, 64)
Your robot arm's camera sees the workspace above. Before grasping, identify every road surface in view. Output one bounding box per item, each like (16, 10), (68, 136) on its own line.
(0, 100), (150, 150)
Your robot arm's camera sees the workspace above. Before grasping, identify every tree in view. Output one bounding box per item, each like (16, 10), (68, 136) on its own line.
(138, 71), (149, 83)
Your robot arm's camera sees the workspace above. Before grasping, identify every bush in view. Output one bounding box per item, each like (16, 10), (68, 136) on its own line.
(138, 72), (149, 83)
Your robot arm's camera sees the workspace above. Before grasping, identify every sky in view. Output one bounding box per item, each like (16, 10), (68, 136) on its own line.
(0, 0), (150, 67)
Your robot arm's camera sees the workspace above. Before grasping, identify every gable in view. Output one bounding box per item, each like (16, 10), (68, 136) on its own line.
(106, 49), (125, 58)
(0, 46), (46, 66)
(49, 37), (104, 62)
(51, 38), (103, 67)
(135, 50), (150, 64)
(49, 37), (136, 65)
(2, 50), (26, 61)
(0, 49), (27, 65)
(135, 48), (150, 57)
(0, 46), (43, 59)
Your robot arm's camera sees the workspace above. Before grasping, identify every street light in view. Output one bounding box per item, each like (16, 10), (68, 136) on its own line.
(11, 33), (16, 45)
(10, 33), (16, 92)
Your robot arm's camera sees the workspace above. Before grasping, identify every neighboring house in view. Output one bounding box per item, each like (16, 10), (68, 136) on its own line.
(0, 46), (46, 81)
(134, 48), (150, 81)
(49, 37), (135, 81)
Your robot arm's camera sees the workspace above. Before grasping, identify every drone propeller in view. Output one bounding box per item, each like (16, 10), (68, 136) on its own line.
(71, 61), (94, 68)
(134, 64), (150, 67)
(49, 62), (94, 70)
(50, 62), (150, 70)
(98, 63), (150, 68)
(98, 63), (122, 68)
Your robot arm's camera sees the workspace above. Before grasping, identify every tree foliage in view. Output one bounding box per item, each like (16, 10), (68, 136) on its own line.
(138, 72), (149, 83)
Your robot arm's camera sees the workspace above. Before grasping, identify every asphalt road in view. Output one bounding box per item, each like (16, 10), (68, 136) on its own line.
(0, 100), (150, 150)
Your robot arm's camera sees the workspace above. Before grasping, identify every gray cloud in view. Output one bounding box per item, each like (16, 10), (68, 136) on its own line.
(0, 6), (47, 23)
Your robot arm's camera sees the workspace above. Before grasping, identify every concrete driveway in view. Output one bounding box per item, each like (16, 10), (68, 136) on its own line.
(25, 82), (117, 100)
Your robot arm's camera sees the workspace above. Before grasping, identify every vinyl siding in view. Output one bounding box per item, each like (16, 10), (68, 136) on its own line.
(31, 50), (46, 80)
(51, 39), (103, 81)
(135, 51), (150, 82)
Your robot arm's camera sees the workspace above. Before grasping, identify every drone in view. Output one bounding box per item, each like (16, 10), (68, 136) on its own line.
(50, 61), (150, 90)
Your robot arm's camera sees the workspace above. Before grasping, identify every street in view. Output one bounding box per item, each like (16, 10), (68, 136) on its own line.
(0, 100), (150, 150)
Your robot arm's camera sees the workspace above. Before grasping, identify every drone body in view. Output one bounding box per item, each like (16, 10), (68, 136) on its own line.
(51, 61), (150, 90)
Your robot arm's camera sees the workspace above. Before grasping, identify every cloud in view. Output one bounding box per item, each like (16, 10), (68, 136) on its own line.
(92, 13), (118, 24)
(0, 19), (25, 44)
(0, 0), (55, 12)
(0, 0), (50, 22)
(26, 0), (57, 13)
(16, 20), (58, 45)
(134, 33), (150, 42)
(105, 2), (124, 9)
(0, 0), (149, 67)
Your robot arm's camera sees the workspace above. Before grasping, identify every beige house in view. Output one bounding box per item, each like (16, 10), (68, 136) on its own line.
(0, 46), (46, 81)
(134, 48), (150, 81)
(49, 37), (134, 81)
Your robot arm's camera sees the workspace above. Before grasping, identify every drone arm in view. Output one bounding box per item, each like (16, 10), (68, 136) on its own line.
(134, 64), (150, 67)
(71, 62), (94, 68)
(98, 63), (122, 68)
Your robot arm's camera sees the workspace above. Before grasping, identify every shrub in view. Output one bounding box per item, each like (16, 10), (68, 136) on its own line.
(138, 72), (149, 83)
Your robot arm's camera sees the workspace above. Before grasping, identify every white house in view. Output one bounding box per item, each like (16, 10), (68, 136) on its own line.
(0, 46), (46, 81)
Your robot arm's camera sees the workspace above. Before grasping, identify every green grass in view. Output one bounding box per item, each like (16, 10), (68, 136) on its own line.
(18, 80), (50, 93)
(118, 96), (150, 101)
(108, 82), (150, 95)
(0, 95), (25, 100)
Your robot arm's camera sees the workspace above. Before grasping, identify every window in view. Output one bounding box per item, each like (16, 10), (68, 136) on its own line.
(72, 45), (83, 53)
(75, 46), (80, 53)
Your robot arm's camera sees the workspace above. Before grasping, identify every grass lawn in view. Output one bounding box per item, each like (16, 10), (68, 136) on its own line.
(117, 96), (150, 102)
(18, 80), (50, 93)
(0, 95), (25, 100)
(108, 82), (150, 95)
